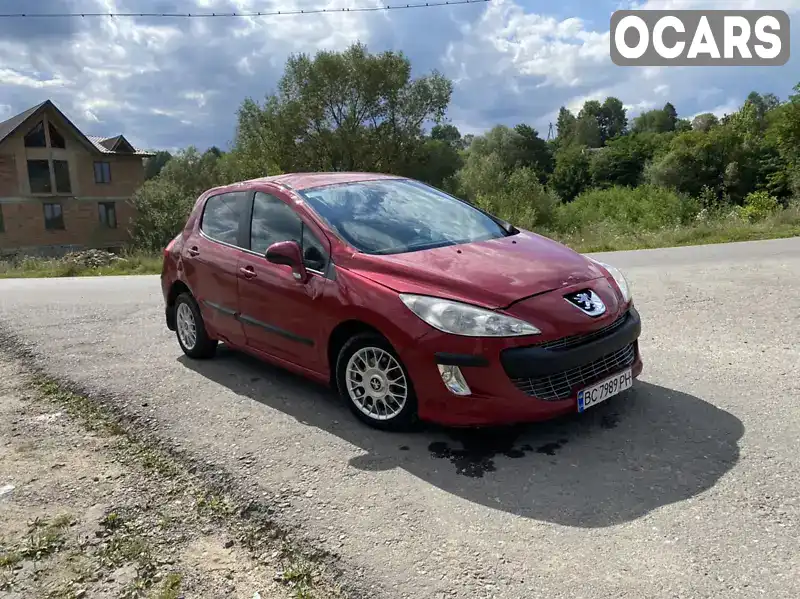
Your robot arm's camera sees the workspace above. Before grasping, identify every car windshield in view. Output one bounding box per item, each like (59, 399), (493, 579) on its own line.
(298, 179), (509, 255)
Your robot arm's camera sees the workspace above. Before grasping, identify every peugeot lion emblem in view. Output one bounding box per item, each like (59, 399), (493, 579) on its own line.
(565, 290), (606, 317)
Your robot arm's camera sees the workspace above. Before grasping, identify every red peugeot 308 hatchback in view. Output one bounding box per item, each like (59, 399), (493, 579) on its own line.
(161, 173), (642, 430)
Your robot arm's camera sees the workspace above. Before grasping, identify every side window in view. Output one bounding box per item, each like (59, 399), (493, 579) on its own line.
(201, 192), (243, 246)
(250, 192), (302, 254)
(250, 192), (328, 272)
(301, 228), (327, 272)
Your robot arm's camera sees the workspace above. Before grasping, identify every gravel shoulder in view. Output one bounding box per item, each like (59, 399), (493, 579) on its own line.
(0, 354), (335, 599)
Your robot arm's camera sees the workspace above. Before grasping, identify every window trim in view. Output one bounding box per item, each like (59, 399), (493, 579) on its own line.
(244, 190), (331, 277)
(94, 161), (112, 184)
(27, 159), (54, 194)
(98, 201), (118, 229)
(198, 190), (250, 249)
(53, 159), (72, 194)
(48, 122), (67, 149)
(194, 187), (334, 280)
(24, 121), (48, 148)
(43, 202), (65, 231)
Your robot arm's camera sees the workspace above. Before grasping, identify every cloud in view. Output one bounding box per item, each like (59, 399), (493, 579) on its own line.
(0, 0), (797, 152)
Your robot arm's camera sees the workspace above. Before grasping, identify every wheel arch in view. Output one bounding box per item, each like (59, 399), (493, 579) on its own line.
(327, 319), (384, 387)
(166, 280), (192, 331)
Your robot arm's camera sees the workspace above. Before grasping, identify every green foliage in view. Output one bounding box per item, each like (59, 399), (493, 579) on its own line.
(632, 104), (679, 134)
(474, 168), (558, 229)
(125, 46), (800, 256)
(144, 151), (172, 180)
(554, 185), (700, 234)
(738, 190), (780, 222)
(550, 145), (591, 201)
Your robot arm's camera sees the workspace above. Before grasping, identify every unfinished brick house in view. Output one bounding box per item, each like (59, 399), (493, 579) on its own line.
(0, 100), (153, 256)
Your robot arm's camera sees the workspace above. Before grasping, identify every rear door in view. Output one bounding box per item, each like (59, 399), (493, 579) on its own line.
(237, 190), (333, 372)
(181, 190), (250, 347)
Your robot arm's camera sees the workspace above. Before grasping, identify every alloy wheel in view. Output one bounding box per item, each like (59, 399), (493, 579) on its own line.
(345, 346), (408, 421)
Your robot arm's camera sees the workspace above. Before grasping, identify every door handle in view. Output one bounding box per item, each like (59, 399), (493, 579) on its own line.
(187, 246), (200, 257)
(239, 266), (257, 279)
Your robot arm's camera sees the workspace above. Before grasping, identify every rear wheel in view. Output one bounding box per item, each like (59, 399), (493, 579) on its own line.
(336, 333), (417, 430)
(174, 293), (218, 359)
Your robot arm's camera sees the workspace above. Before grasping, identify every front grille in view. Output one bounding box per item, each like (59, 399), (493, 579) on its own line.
(535, 311), (628, 350)
(512, 343), (636, 402)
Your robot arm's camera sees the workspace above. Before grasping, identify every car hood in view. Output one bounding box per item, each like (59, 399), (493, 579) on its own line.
(340, 230), (607, 309)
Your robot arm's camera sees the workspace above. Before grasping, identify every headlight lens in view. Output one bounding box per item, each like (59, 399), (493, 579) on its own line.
(590, 259), (631, 303)
(399, 294), (541, 337)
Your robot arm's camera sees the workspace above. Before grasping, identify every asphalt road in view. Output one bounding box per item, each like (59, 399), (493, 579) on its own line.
(1, 237), (798, 599)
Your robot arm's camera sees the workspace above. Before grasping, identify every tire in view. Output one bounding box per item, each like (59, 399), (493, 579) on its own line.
(335, 333), (418, 431)
(174, 292), (218, 359)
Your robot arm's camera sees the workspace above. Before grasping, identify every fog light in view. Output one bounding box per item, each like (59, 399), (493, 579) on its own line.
(437, 364), (472, 396)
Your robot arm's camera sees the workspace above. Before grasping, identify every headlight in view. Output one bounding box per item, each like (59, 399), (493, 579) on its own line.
(399, 294), (541, 337)
(589, 259), (631, 303)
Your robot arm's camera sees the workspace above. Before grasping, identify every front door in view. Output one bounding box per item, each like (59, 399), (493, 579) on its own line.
(181, 190), (249, 347)
(237, 190), (332, 372)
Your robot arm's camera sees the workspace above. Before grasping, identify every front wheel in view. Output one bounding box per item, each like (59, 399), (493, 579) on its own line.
(335, 333), (418, 430)
(174, 293), (218, 359)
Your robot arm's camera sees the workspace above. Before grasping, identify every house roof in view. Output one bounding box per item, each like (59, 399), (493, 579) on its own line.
(0, 101), (48, 145)
(86, 135), (153, 156)
(0, 100), (153, 156)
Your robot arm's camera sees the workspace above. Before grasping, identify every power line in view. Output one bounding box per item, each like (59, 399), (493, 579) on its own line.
(0, 0), (491, 19)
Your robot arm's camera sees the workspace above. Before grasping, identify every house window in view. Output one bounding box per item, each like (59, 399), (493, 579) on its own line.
(94, 161), (111, 184)
(53, 160), (72, 194)
(27, 160), (52, 194)
(43, 203), (64, 230)
(24, 121), (47, 147)
(98, 202), (117, 229)
(48, 123), (66, 149)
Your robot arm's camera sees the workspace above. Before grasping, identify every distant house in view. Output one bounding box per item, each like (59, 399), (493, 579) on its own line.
(0, 100), (153, 256)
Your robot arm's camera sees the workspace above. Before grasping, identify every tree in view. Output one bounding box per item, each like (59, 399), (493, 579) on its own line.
(663, 102), (678, 131)
(514, 124), (554, 181)
(431, 123), (465, 149)
(588, 131), (674, 190)
(556, 107), (577, 142)
(692, 113), (719, 132)
(551, 145), (591, 201)
(574, 114), (602, 148)
(600, 97), (628, 141)
(144, 150), (172, 180)
(632, 104), (680, 134)
(238, 42), (452, 175)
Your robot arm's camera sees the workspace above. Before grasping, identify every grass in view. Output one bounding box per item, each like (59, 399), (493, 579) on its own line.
(155, 572), (183, 599)
(0, 250), (162, 279)
(547, 205), (800, 253)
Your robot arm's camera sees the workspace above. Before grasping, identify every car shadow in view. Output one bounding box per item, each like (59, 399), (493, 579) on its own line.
(177, 345), (744, 528)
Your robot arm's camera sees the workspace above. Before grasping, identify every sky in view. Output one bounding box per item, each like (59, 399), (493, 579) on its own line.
(0, 0), (798, 152)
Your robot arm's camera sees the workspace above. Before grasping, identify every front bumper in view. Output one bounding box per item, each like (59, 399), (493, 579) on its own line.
(404, 306), (643, 427)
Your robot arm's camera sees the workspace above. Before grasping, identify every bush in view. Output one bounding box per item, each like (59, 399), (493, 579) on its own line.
(130, 179), (197, 252)
(553, 185), (700, 233)
(474, 167), (558, 229)
(738, 190), (780, 222)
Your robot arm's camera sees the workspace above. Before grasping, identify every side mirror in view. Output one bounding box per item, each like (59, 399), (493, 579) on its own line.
(265, 240), (309, 283)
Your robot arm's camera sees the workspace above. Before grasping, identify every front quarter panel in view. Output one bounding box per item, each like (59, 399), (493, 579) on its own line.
(330, 267), (433, 352)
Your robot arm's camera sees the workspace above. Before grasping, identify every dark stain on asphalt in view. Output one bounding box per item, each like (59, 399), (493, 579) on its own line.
(601, 413), (619, 429)
(427, 428), (569, 478)
(536, 442), (562, 456)
(399, 445), (410, 451)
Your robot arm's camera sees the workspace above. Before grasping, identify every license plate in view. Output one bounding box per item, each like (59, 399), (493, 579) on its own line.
(577, 368), (633, 413)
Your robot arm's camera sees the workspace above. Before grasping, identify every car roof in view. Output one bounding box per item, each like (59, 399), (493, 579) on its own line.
(242, 171), (403, 192)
